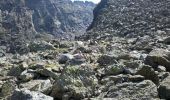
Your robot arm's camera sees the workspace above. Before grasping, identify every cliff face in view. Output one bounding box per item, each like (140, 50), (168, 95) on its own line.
(87, 0), (170, 38)
(25, 0), (95, 38)
(0, 0), (95, 53)
(0, 0), (37, 53)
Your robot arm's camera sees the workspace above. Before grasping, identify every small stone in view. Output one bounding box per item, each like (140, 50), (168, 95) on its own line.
(157, 66), (166, 72)
(19, 69), (37, 82)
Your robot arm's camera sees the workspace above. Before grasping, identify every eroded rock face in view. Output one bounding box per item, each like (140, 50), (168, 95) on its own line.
(26, 0), (95, 39)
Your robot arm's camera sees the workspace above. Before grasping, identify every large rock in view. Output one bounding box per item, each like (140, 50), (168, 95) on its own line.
(1, 81), (16, 97)
(70, 53), (86, 65)
(100, 80), (159, 100)
(158, 75), (170, 99)
(7, 66), (24, 77)
(97, 63), (124, 76)
(123, 60), (143, 74)
(36, 68), (60, 80)
(164, 36), (170, 44)
(58, 54), (74, 64)
(97, 55), (117, 66)
(50, 65), (98, 99)
(0, 48), (5, 57)
(145, 49), (170, 71)
(101, 74), (145, 85)
(136, 65), (159, 85)
(9, 89), (53, 100)
(131, 36), (154, 52)
(28, 41), (56, 52)
(58, 53), (86, 65)
(19, 79), (52, 94)
(19, 69), (38, 82)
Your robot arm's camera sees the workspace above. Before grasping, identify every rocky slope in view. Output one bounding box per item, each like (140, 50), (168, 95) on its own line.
(0, 0), (95, 53)
(85, 0), (170, 39)
(1, 0), (170, 100)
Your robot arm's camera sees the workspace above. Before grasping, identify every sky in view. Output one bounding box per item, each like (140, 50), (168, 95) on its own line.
(72, 0), (101, 4)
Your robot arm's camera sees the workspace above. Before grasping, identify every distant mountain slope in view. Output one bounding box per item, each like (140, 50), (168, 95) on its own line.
(0, 0), (95, 53)
(26, 0), (95, 38)
(86, 0), (170, 39)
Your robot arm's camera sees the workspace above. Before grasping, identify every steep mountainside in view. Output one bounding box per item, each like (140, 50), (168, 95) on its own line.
(86, 0), (170, 39)
(26, 0), (95, 38)
(0, 0), (95, 53)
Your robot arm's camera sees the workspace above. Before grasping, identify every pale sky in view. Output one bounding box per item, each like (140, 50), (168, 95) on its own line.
(72, 0), (101, 4)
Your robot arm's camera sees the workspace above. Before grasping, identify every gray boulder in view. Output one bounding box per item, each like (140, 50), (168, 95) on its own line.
(100, 80), (159, 100)
(19, 79), (52, 94)
(58, 54), (74, 64)
(123, 60), (143, 74)
(50, 65), (98, 99)
(58, 53), (86, 65)
(0, 49), (5, 57)
(7, 66), (24, 77)
(164, 36), (170, 44)
(1, 81), (16, 97)
(19, 69), (37, 82)
(101, 74), (144, 85)
(70, 54), (86, 65)
(97, 64), (124, 76)
(36, 68), (60, 80)
(136, 65), (159, 85)
(159, 75), (170, 99)
(145, 49), (170, 71)
(97, 55), (117, 66)
(157, 65), (166, 72)
(29, 41), (56, 52)
(9, 89), (53, 100)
